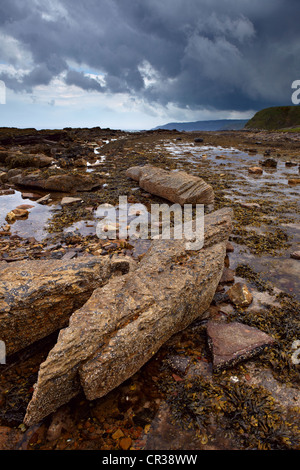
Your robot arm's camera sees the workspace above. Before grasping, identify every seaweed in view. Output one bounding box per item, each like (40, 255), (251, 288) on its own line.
(160, 375), (300, 450)
(235, 263), (274, 293)
(229, 293), (300, 386)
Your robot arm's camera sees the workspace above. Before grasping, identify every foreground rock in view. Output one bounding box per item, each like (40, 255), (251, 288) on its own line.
(0, 256), (134, 356)
(126, 165), (214, 205)
(207, 321), (275, 371)
(24, 208), (232, 426)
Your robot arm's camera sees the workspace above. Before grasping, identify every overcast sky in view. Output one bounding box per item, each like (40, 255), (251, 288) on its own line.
(0, 0), (299, 130)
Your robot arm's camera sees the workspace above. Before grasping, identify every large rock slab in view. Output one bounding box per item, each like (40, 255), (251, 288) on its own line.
(8, 170), (102, 192)
(207, 321), (275, 371)
(0, 256), (134, 356)
(24, 208), (232, 426)
(126, 165), (214, 205)
(6, 153), (56, 169)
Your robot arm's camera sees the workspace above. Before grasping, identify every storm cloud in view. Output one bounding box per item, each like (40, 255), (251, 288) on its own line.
(0, 0), (299, 114)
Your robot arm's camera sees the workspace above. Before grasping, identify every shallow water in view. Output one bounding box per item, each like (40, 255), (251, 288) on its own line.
(161, 140), (300, 299)
(0, 190), (59, 241)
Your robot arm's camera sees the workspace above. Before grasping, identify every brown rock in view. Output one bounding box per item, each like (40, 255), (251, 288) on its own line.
(227, 282), (253, 307)
(74, 158), (87, 167)
(207, 321), (275, 371)
(238, 201), (260, 209)
(290, 251), (300, 260)
(248, 166), (263, 174)
(260, 158), (277, 168)
(21, 192), (42, 200)
(0, 188), (14, 195)
(5, 211), (16, 222)
(288, 178), (300, 185)
(119, 437), (132, 450)
(112, 429), (124, 440)
(8, 170), (102, 192)
(12, 208), (29, 217)
(16, 204), (35, 210)
(126, 165), (214, 205)
(24, 208), (232, 426)
(0, 171), (8, 183)
(5, 153), (56, 169)
(219, 267), (235, 284)
(5, 208), (29, 222)
(60, 197), (82, 206)
(226, 241), (234, 253)
(0, 255), (134, 356)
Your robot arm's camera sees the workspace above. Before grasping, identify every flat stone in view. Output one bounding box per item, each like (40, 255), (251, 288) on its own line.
(61, 197), (82, 206)
(21, 192), (42, 200)
(288, 178), (300, 185)
(290, 251), (300, 260)
(0, 189), (14, 196)
(36, 194), (51, 205)
(207, 321), (275, 371)
(238, 201), (261, 209)
(248, 166), (263, 174)
(15, 204), (35, 210)
(9, 171), (102, 192)
(219, 267), (235, 284)
(227, 282), (253, 307)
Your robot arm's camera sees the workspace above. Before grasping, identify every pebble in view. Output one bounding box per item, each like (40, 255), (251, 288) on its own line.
(248, 166), (263, 174)
(61, 197), (83, 206)
(112, 429), (124, 440)
(119, 437), (132, 450)
(227, 282), (253, 307)
(290, 251), (300, 260)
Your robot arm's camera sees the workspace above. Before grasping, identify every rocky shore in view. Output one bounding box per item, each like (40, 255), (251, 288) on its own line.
(0, 127), (299, 450)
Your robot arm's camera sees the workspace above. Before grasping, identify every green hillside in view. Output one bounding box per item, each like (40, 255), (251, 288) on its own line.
(245, 106), (300, 130)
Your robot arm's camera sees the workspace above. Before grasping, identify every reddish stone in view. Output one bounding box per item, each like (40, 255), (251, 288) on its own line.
(207, 321), (275, 371)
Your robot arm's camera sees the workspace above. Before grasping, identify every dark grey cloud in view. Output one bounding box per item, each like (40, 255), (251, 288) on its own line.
(0, 0), (299, 113)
